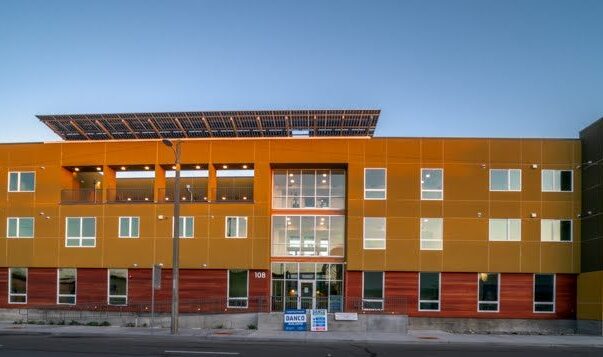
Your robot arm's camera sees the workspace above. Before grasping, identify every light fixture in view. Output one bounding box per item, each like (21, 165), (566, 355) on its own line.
(144, 166), (150, 170)
(531, 164), (538, 169)
(121, 166), (126, 171)
(195, 165), (201, 170)
(221, 196), (226, 200)
(203, 196), (207, 200)
(165, 197), (170, 201)
(479, 273), (489, 282)
(74, 167), (80, 172)
(96, 167), (102, 171)
(172, 165), (176, 170)
(290, 179), (295, 183)
(144, 197), (149, 201)
(242, 164), (248, 169)
(425, 174), (431, 178)
(158, 215), (165, 220)
(530, 213), (537, 218)
(289, 173), (294, 177)
(222, 164), (228, 169)
(322, 173), (327, 177)
(127, 197), (132, 201)
(321, 179), (326, 184)
(243, 196), (247, 200)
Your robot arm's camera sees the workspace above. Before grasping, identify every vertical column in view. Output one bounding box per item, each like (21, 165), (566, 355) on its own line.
(154, 165), (166, 203)
(208, 164), (217, 202)
(103, 166), (116, 203)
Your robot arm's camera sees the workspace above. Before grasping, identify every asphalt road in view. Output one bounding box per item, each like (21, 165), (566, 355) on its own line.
(0, 332), (601, 356)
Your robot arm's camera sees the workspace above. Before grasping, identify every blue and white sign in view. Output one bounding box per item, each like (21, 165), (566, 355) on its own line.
(284, 309), (307, 331)
(310, 309), (328, 332)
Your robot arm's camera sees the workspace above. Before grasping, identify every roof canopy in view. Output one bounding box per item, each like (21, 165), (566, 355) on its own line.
(37, 110), (380, 141)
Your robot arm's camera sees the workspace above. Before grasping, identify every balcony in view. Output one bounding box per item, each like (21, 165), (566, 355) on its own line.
(158, 187), (208, 203)
(61, 189), (103, 204)
(215, 185), (254, 202)
(106, 188), (154, 203)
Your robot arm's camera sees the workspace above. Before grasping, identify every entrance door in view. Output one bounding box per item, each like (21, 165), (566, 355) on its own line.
(299, 281), (315, 310)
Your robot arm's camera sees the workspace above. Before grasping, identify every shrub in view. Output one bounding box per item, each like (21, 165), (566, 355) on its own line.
(86, 321), (99, 326)
(100, 321), (111, 327)
(69, 320), (81, 326)
(247, 324), (257, 330)
(214, 324), (224, 329)
(125, 322), (136, 327)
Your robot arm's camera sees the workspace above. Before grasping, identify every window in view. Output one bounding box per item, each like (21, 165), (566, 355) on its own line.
(421, 169), (443, 200)
(490, 169), (521, 191)
(272, 215), (345, 257)
(173, 216), (194, 238)
(57, 268), (76, 305)
(542, 170), (573, 192)
(8, 172), (35, 192)
(108, 269), (128, 305)
(420, 218), (443, 250)
(541, 219), (572, 242)
(7, 217), (34, 238)
(364, 168), (386, 199)
(419, 272), (440, 311)
(225, 216), (248, 238)
(118, 217), (139, 238)
(363, 217), (386, 249)
(362, 271), (384, 310)
(489, 219), (521, 241)
(8, 268), (27, 304)
(272, 169), (346, 209)
(227, 270), (248, 308)
(65, 217), (96, 247)
(534, 274), (555, 313)
(478, 273), (499, 312)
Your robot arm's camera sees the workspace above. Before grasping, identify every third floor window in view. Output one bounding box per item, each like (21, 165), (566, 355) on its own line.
(542, 170), (572, 192)
(272, 169), (345, 209)
(8, 172), (35, 192)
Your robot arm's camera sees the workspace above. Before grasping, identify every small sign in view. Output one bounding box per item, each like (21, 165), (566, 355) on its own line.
(152, 264), (162, 290)
(310, 309), (328, 332)
(334, 312), (358, 321)
(284, 309), (307, 331)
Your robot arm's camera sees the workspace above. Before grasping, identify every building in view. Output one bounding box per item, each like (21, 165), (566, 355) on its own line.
(0, 110), (599, 333)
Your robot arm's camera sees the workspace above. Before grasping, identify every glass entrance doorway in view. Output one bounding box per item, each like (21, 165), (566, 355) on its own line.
(299, 281), (315, 309)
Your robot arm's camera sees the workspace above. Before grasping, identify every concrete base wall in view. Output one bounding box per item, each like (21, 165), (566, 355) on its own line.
(410, 317), (577, 335)
(258, 312), (407, 333)
(577, 319), (603, 336)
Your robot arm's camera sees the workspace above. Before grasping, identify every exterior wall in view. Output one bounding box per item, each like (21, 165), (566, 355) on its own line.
(577, 270), (603, 321)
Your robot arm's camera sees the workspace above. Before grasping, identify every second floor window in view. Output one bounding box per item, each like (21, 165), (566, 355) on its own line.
(225, 216), (248, 238)
(490, 169), (521, 191)
(541, 219), (572, 242)
(272, 215), (345, 257)
(8, 172), (35, 192)
(66, 217), (96, 247)
(421, 169), (443, 200)
(7, 217), (34, 238)
(175, 216), (194, 238)
(363, 217), (386, 250)
(364, 168), (386, 199)
(420, 218), (443, 250)
(542, 170), (573, 192)
(489, 219), (521, 241)
(119, 217), (139, 238)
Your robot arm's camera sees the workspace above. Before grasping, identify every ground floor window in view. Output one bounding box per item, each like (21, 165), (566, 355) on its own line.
(9, 268), (27, 304)
(57, 268), (76, 305)
(419, 272), (440, 311)
(478, 273), (499, 312)
(271, 262), (343, 312)
(534, 274), (555, 313)
(108, 269), (128, 305)
(362, 271), (384, 310)
(228, 270), (249, 308)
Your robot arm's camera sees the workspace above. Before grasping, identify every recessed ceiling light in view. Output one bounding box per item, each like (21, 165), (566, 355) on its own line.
(96, 167), (102, 171)
(222, 165), (228, 169)
(195, 165), (201, 170)
(121, 166), (126, 171)
(144, 166), (150, 170)
(243, 196), (247, 200)
(242, 165), (248, 169)
(172, 165), (176, 170)
(221, 196), (226, 200)
(290, 179), (295, 183)
(74, 167), (80, 172)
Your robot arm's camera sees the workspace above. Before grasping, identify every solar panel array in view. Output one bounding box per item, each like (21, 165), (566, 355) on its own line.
(37, 110), (380, 141)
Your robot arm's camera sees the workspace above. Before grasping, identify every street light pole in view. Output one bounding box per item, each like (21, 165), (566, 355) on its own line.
(162, 139), (181, 335)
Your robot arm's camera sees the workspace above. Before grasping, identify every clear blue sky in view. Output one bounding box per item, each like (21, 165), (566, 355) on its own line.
(0, 0), (601, 142)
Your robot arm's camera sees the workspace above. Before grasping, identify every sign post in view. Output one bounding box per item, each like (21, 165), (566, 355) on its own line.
(151, 264), (162, 329)
(283, 309), (307, 331)
(310, 309), (328, 332)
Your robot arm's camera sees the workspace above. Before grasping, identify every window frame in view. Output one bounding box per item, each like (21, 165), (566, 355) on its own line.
(363, 217), (386, 250)
(418, 272), (441, 312)
(7, 171), (36, 192)
(118, 216), (140, 238)
(477, 273), (500, 313)
(271, 169), (346, 210)
(57, 268), (77, 305)
(364, 168), (387, 200)
(271, 214), (345, 257)
(488, 219), (521, 241)
(65, 217), (97, 248)
(227, 269), (249, 308)
(541, 169), (573, 192)
(540, 219), (573, 242)
(533, 273), (556, 314)
(6, 217), (35, 238)
(8, 267), (28, 304)
(362, 271), (385, 311)
(225, 216), (248, 239)
(420, 168), (444, 200)
(489, 169), (522, 192)
(420, 218), (443, 250)
(172, 216), (194, 238)
(107, 269), (128, 306)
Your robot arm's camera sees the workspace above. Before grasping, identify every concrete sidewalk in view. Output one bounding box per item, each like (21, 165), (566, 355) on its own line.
(1, 323), (603, 348)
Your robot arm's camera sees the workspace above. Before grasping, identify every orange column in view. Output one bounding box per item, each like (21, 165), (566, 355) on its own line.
(154, 165), (166, 203)
(208, 164), (217, 202)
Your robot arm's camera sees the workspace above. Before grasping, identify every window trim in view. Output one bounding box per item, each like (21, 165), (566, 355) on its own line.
(541, 169), (573, 193)
(420, 218), (443, 251)
(227, 269), (249, 308)
(418, 272), (441, 312)
(107, 269), (128, 306)
(489, 169), (522, 192)
(8, 267), (28, 304)
(363, 217), (386, 250)
(488, 218), (521, 241)
(477, 273), (500, 313)
(364, 168), (387, 200)
(533, 273), (556, 314)
(7, 171), (36, 192)
(65, 217), (97, 248)
(56, 268), (77, 305)
(225, 216), (248, 239)
(540, 219), (573, 242)
(362, 271), (385, 311)
(118, 216), (140, 238)
(420, 168), (444, 200)
(172, 216), (195, 238)
(6, 217), (35, 238)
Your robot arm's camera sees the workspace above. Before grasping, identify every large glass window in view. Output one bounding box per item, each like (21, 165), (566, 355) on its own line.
(108, 269), (128, 305)
(490, 169), (521, 191)
(8, 268), (27, 304)
(174, 216), (194, 238)
(57, 268), (76, 305)
(534, 274), (555, 313)
(118, 217), (139, 238)
(228, 270), (249, 308)
(421, 169), (443, 200)
(272, 215), (344, 256)
(225, 216), (248, 238)
(7, 217), (34, 238)
(420, 218), (443, 250)
(364, 168), (386, 199)
(364, 217), (386, 250)
(489, 219), (521, 241)
(478, 273), (499, 312)
(541, 219), (572, 242)
(419, 272), (440, 311)
(362, 271), (384, 310)
(272, 169), (345, 209)
(542, 170), (573, 192)
(65, 217), (96, 247)
(8, 172), (35, 192)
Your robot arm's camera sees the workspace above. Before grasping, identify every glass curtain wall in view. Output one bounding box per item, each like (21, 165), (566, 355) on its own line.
(273, 169), (345, 209)
(272, 216), (344, 256)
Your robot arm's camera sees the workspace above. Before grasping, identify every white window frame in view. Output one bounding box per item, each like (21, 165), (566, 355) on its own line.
(477, 273), (500, 313)
(540, 219), (573, 242)
(225, 216), (248, 238)
(364, 168), (387, 200)
(227, 269), (249, 308)
(118, 216), (140, 238)
(7, 171), (35, 192)
(418, 272), (441, 312)
(57, 268), (77, 305)
(533, 273), (556, 314)
(363, 217), (386, 250)
(420, 218), (443, 250)
(6, 217), (34, 238)
(172, 216), (194, 238)
(107, 269), (128, 306)
(541, 169), (573, 192)
(65, 217), (96, 248)
(271, 169), (346, 210)
(421, 168), (444, 200)
(8, 268), (27, 304)
(362, 271), (385, 311)
(488, 219), (521, 241)
(271, 214), (344, 257)
(489, 169), (521, 192)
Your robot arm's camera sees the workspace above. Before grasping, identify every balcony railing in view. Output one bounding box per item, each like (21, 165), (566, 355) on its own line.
(215, 185), (254, 202)
(106, 188), (154, 203)
(158, 187), (208, 203)
(61, 189), (103, 204)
